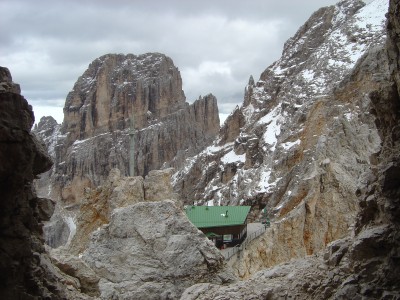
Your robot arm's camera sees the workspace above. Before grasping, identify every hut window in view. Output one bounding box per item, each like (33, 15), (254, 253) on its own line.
(223, 234), (232, 241)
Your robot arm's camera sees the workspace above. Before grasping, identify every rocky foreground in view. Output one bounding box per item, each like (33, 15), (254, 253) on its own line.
(49, 168), (236, 299)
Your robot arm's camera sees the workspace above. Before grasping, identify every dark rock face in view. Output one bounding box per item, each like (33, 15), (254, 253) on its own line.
(0, 66), (56, 298)
(387, 0), (400, 97)
(0, 66), (21, 94)
(0, 67), (96, 300)
(348, 0), (400, 294)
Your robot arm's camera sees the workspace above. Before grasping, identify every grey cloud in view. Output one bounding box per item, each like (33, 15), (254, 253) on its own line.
(0, 0), (340, 122)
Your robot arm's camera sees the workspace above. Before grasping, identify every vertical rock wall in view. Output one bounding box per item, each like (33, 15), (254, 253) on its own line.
(35, 53), (220, 205)
(173, 0), (389, 272)
(182, 0), (400, 298)
(0, 67), (78, 299)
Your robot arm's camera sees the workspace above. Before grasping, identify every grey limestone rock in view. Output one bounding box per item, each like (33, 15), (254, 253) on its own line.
(174, 0), (389, 277)
(180, 0), (400, 298)
(34, 53), (220, 205)
(82, 200), (236, 299)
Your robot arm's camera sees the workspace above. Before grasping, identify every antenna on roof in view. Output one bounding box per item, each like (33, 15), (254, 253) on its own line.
(225, 210), (228, 218)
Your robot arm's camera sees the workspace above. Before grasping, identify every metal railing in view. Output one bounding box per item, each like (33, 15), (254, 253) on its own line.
(222, 225), (267, 260)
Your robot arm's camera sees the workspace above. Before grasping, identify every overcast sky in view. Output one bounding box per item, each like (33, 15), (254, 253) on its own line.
(0, 0), (342, 124)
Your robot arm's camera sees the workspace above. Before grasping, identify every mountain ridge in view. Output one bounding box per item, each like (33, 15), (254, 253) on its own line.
(173, 0), (389, 273)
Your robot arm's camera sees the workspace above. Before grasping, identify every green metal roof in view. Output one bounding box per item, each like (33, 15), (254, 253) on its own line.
(185, 206), (251, 228)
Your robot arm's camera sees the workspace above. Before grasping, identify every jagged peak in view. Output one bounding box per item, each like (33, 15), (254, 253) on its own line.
(248, 75), (255, 86)
(175, 0), (389, 220)
(281, 0), (365, 59)
(256, 0), (387, 110)
(93, 52), (170, 65)
(64, 51), (186, 130)
(0, 66), (21, 94)
(77, 52), (175, 86)
(35, 116), (58, 131)
(197, 93), (216, 100)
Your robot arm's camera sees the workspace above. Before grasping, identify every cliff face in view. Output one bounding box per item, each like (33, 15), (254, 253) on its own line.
(62, 53), (186, 140)
(35, 53), (220, 204)
(0, 67), (85, 299)
(182, 0), (400, 298)
(230, 41), (396, 279)
(174, 0), (389, 271)
(0, 66), (49, 298)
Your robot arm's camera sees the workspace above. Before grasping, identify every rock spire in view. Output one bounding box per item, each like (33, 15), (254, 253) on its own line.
(35, 53), (220, 204)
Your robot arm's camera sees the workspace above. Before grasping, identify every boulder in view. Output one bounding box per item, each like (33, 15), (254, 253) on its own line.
(66, 167), (179, 254)
(82, 200), (236, 299)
